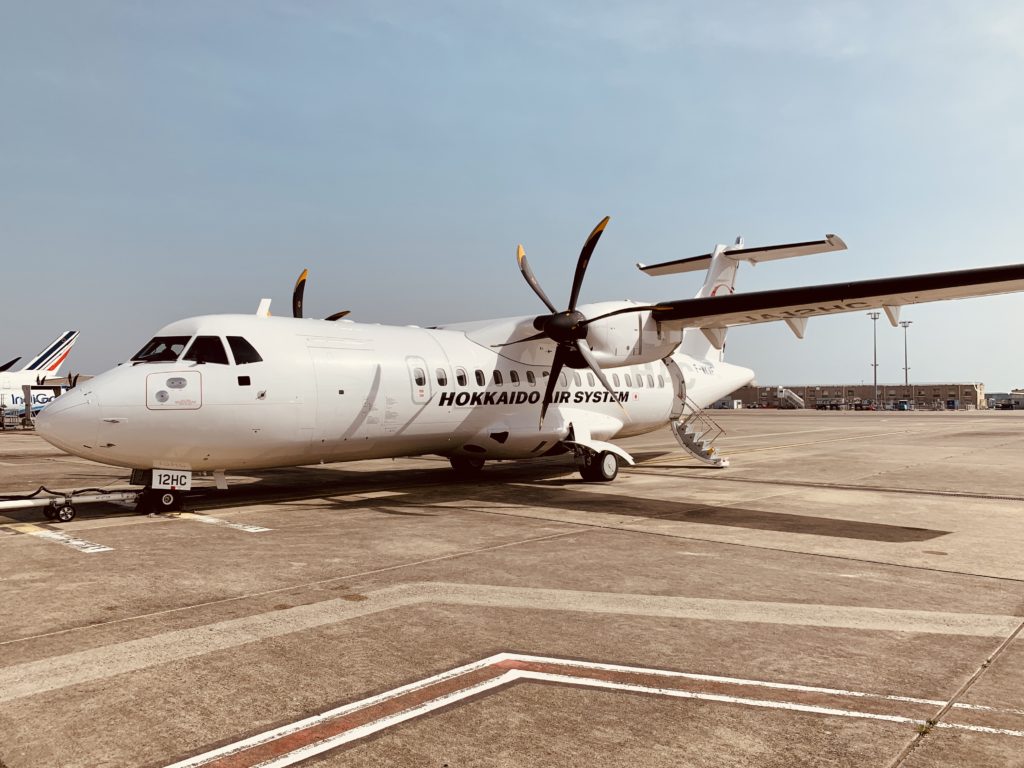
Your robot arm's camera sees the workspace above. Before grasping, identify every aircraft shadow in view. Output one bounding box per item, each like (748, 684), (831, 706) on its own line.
(4, 456), (949, 542)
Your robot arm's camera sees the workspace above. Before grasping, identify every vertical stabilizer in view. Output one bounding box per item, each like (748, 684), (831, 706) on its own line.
(20, 331), (80, 374)
(678, 238), (744, 362)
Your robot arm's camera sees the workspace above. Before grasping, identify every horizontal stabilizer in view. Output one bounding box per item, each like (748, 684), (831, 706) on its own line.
(638, 234), (846, 277)
(649, 263), (1024, 329)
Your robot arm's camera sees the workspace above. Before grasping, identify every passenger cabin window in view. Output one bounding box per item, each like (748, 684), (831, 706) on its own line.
(456, 368), (468, 386)
(612, 373), (620, 387)
(637, 375), (644, 388)
(493, 370), (503, 386)
(573, 372), (582, 386)
(510, 370), (520, 386)
(587, 373), (595, 387)
(658, 375), (665, 388)
(131, 336), (190, 363)
(183, 336), (229, 365)
(227, 336), (263, 365)
(559, 372), (568, 386)
(436, 368), (448, 386)
(475, 369), (485, 386)
(526, 371), (536, 386)
(625, 374), (633, 387)
(647, 375), (655, 388)
(413, 367), (426, 387)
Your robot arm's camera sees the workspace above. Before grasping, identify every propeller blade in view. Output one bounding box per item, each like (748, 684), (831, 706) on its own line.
(517, 245), (558, 314)
(568, 216), (610, 312)
(292, 268), (309, 319)
(0, 357), (19, 372)
(575, 340), (614, 398)
(539, 346), (567, 428)
(325, 310), (351, 321)
(491, 330), (548, 348)
(579, 303), (666, 327)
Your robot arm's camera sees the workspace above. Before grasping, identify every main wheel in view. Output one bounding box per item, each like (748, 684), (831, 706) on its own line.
(579, 451), (618, 482)
(54, 505), (76, 523)
(449, 455), (485, 477)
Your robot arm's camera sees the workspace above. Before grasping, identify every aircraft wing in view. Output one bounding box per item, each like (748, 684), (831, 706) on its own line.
(650, 263), (1024, 334)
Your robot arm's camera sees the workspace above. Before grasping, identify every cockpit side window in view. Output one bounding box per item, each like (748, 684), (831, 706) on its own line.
(227, 336), (263, 365)
(131, 336), (191, 363)
(183, 336), (229, 365)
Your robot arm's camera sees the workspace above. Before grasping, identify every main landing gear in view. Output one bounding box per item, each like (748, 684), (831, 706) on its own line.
(577, 450), (619, 482)
(449, 455), (485, 478)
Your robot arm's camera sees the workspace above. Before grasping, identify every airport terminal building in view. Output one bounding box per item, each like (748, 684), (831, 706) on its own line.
(724, 382), (986, 410)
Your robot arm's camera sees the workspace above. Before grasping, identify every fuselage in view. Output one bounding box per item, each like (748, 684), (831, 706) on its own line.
(35, 311), (753, 472)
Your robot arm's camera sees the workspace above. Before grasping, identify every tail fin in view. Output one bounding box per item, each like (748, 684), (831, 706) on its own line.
(20, 331), (80, 374)
(637, 235), (846, 362)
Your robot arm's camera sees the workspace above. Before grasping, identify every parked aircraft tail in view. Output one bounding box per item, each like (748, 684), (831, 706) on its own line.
(19, 331), (80, 374)
(637, 235), (847, 361)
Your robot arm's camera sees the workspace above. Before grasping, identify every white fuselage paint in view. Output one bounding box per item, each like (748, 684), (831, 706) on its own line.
(35, 308), (754, 473)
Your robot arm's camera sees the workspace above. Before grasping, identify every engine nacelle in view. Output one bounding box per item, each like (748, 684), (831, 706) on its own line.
(580, 301), (681, 368)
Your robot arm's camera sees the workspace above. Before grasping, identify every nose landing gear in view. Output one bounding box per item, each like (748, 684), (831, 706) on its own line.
(135, 488), (184, 514)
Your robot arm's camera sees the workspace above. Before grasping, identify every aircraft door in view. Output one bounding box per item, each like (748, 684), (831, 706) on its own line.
(663, 357), (688, 420)
(406, 356), (431, 404)
(146, 371), (202, 410)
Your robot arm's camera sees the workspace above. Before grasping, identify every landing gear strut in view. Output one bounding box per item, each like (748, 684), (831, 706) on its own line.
(577, 450), (619, 482)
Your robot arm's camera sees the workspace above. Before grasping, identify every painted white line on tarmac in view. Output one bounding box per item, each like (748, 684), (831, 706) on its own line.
(3, 582), (1021, 705)
(179, 512), (270, 533)
(8, 523), (112, 553)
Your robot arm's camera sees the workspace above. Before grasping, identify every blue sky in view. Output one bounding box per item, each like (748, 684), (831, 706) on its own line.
(2, 1), (1022, 389)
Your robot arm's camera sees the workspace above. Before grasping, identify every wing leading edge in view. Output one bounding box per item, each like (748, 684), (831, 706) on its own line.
(649, 262), (1024, 332)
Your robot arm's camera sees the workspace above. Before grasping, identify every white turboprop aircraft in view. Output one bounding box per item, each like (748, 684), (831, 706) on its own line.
(35, 219), (1024, 512)
(0, 330), (80, 416)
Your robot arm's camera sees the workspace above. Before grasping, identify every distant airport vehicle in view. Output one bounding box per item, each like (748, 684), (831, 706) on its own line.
(34, 219), (1024, 514)
(0, 331), (80, 416)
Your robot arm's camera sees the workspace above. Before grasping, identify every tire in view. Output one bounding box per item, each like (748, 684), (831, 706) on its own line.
(449, 455), (485, 477)
(55, 505), (76, 523)
(43, 506), (56, 520)
(579, 451), (618, 482)
(154, 490), (181, 512)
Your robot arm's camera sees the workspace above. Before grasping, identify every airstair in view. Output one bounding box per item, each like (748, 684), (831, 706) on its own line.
(669, 397), (729, 467)
(777, 387), (805, 409)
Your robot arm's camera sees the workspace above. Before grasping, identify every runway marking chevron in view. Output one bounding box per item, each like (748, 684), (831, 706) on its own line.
(164, 653), (1024, 767)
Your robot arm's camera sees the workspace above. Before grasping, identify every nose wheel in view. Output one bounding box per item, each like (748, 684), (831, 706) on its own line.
(135, 488), (184, 514)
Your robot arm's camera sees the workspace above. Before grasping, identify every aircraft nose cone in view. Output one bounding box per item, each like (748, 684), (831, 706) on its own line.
(35, 388), (99, 454)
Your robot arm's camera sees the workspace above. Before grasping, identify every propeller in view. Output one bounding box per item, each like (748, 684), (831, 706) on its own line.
(292, 269), (308, 319)
(0, 357), (19, 373)
(499, 216), (637, 427)
(292, 268), (350, 321)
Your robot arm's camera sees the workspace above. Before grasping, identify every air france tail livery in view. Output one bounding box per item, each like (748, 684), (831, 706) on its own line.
(0, 331), (80, 416)
(35, 219), (1024, 513)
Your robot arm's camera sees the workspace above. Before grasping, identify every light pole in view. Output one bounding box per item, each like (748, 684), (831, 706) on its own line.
(868, 312), (880, 405)
(900, 320), (912, 387)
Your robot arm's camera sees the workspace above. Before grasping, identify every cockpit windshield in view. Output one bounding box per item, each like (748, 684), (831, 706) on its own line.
(131, 336), (191, 363)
